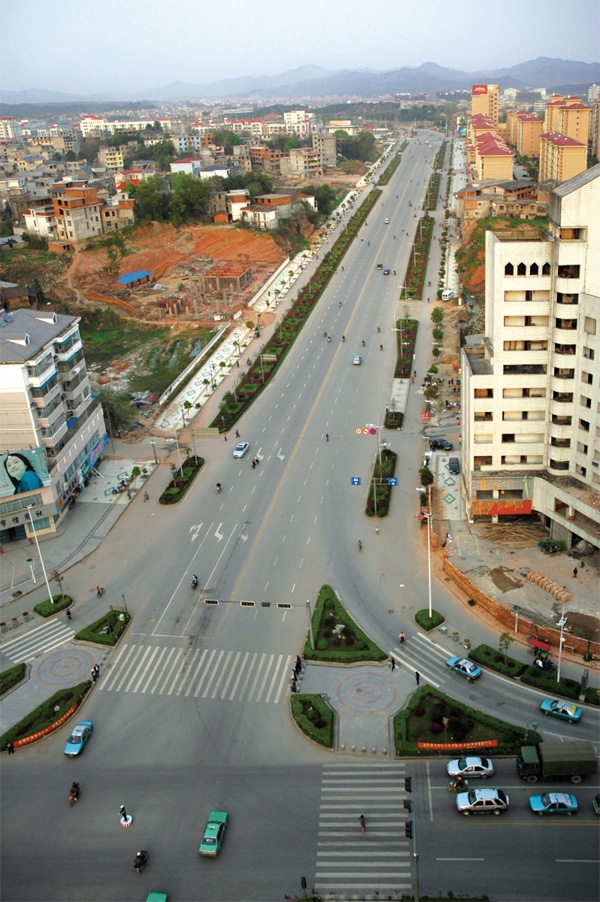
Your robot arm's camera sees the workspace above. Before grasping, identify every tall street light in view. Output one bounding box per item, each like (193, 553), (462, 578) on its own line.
(557, 608), (568, 684)
(150, 440), (158, 465)
(25, 507), (53, 604)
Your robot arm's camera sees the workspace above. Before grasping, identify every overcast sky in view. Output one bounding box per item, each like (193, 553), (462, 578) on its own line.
(2, 0), (598, 96)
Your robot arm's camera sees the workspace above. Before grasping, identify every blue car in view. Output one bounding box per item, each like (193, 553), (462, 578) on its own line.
(529, 792), (578, 816)
(64, 720), (93, 757)
(446, 657), (482, 681)
(540, 698), (582, 723)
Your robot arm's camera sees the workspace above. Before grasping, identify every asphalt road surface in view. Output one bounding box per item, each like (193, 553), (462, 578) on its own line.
(1, 134), (598, 902)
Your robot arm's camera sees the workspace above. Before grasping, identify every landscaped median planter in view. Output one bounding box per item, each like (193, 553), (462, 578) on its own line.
(415, 609), (445, 632)
(394, 685), (539, 757)
(159, 456), (205, 504)
(34, 594), (73, 618)
(0, 662), (27, 697)
(304, 585), (387, 664)
(0, 680), (91, 750)
(365, 448), (398, 518)
(74, 610), (131, 647)
(291, 694), (334, 749)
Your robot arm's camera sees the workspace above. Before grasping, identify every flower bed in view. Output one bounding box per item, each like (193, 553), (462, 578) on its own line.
(0, 662), (26, 697)
(365, 448), (398, 518)
(159, 456), (204, 504)
(469, 643), (583, 700)
(74, 610), (131, 647)
(291, 694), (334, 749)
(34, 594), (73, 618)
(400, 214), (435, 300)
(303, 585), (386, 663)
(394, 686), (539, 757)
(415, 609), (445, 632)
(0, 680), (91, 750)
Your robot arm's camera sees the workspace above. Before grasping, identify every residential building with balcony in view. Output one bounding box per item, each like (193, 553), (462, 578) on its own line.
(51, 184), (103, 244)
(539, 132), (587, 182)
(460, 164), (600, 550)
(0, 308), (107, 547)
(98, 147), (125, 169)
(515, 113), (544, 158)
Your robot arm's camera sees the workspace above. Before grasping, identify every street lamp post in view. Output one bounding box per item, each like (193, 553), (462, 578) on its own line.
(26, 557), (36, 584)
(557, 608), (568, 683)
(150, 440), (158, 465)
(25, 507), (53, 604)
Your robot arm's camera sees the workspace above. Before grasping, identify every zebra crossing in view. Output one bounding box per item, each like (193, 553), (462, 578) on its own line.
(316, 763), (413, 898)
(0, 620), (73, 663)
(98, 642), (293, 704)
(390, 631), (447, 687)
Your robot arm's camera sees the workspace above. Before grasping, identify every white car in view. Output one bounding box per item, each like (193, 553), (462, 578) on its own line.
(384, 218), (390, 224)
(447, 756), (494, 779)
(353, 356), (362, 366)
(232, 441), (250, 459)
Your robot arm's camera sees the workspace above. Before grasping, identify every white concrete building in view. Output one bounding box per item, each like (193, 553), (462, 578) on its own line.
(0, 309), (107, 546)
(461, 164), (600, 550)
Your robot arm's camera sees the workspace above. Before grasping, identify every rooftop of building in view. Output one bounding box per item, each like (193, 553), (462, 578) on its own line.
(0, 308), (77, 363)
(541, 132), (585, 147)
(552, 161), (600, 197)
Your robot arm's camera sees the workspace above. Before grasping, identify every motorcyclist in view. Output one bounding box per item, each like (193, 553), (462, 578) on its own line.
(191, 575), (199, 589)
(134, 851), (148, 871)
(342, 335), (345, 342)
(69, 782), (79, 801)
(216, 482), (222, 493)
(327, 335), (331, 342)
(362, 340), (365, 347)
(376, 326), (381, 333)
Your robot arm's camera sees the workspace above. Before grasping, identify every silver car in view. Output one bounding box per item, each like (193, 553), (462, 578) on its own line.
(232, 441), (250, 459)
(447, 756), (494, 779)
(456, 788), (509, 816)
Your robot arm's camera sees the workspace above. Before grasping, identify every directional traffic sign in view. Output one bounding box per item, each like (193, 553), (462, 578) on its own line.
(351, 477), (361, 485)
(388, 477), (398, 486)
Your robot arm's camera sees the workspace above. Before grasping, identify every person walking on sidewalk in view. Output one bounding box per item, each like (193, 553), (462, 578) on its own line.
(415, 671), (420, 686)
(66, 609), (72, 621)
(6, 741), (15, 755)
(399, 632), (405, 644)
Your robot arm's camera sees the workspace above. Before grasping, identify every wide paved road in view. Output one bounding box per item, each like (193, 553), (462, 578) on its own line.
(2, 133), (598, 902)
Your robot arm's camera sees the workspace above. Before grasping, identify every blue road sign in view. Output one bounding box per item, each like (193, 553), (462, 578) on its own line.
(351, 477), (361, 485)
(388, 477), (398, 486)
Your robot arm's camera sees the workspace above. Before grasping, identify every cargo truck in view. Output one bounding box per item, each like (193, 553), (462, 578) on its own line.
(517, 741), (597, 784)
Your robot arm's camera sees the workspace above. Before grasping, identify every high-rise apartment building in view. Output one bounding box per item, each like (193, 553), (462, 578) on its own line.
(539, 132), (587, 182)
(0, 308), (108, 547)
(471, 85), (499, 125)
(460, 164), (600, 550)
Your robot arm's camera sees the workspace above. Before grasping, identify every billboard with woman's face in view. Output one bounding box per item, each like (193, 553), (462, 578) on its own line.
(0, 449), (51, 498)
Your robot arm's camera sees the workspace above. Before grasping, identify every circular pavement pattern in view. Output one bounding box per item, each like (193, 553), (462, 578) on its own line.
(36, 648), (96, 686)
(335, 668), (399, 713)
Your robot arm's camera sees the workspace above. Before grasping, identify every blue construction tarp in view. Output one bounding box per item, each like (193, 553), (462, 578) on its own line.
(116, 270), (152, 285)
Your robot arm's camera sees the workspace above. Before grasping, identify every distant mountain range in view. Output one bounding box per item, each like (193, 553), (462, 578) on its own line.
(1, 58), (598, 105)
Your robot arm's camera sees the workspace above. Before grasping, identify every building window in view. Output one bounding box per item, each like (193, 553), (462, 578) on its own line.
(583, 347), (595, 360)
(517, 262), (527, 275)
(502, 434), (515, 443)
(504, 262), (514, 276)
(542, 263), (550, 275)
(530, 262), (539, 276)
(582, 373), (593, 386)
(579, 419), (590, 432)
(584, 317), (597, 335)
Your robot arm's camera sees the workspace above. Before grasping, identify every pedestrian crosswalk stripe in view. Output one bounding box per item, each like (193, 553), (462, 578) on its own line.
(316, 763), (412, 896)
(0, 620), (73, 662)
(98, 643), (293, 703)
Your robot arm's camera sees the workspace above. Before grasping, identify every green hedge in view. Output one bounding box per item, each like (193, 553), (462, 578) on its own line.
(1, 680), (92, 749)
(74, 610), (131, 647)
(394, 686), (540, 757)
(0, 662), (26, 697)
(304, 585), (387, 663)
(291, 693), (334, 748)
(469, 644), (582, 699)
(34, 594), (73, 617)
(159, 456), (204, 504)
(415, 609), (445, 631)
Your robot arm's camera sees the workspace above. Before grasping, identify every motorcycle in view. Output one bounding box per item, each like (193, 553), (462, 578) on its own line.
(447, 779), (468, 793)
(69, 782), (80, 806)
(191, 575), (199, 590)
(134, 851), (148, 874)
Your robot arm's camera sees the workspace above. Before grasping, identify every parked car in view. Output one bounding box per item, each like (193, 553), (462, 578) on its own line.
(593, 794), (600, 816)
(232, 441), (250, 459)
(199, 811), (228, 856)
(442, 288), (455, 300)
(447, 756), (494, 780)
(540, 698), (582, 723)
(64, 721), (93, 757)
(430, 439), (453, 451)
(529, 792), (578, 816)
(456, 788), (509, 816)
(446, 657), (482, 681)
(448, 457), (460, 474)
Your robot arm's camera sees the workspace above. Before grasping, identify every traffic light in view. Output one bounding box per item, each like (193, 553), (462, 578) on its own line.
(403, 799), (413, 812)
(404, 776), (412, 793)
(405, 820), (413, 839)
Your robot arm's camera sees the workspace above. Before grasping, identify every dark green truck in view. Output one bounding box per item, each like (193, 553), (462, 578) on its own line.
(517, 740), (597, 784)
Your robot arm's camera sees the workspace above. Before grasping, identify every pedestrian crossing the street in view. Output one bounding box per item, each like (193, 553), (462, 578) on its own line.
(98, 642), (293, 704)
(390, 631), (446, 687)
(0, 620), (73, 663)
(316, 763), (412, 897)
